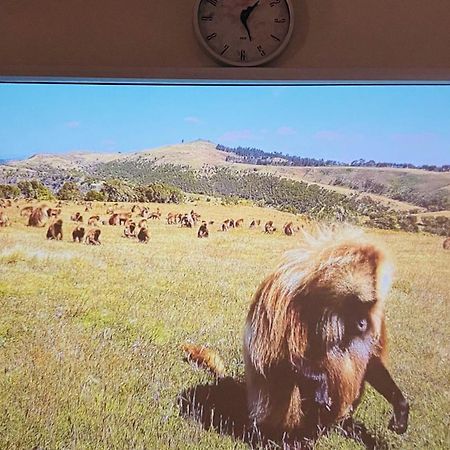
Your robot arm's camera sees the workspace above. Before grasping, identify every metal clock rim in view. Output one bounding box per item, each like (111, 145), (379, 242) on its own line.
(193, 0), (295, 67)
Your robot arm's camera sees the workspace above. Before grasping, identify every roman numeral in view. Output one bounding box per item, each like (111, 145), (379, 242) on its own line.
(220, 44), (230, 55)
(201, 16), (213, 21)
(240, 50), (246, 61)
(206, 32), (217, 40)
(270, 34), (281, 41)
(257, 45), (266, 56)
(206, 0), (217, 6)
(274, 18), (286, 23)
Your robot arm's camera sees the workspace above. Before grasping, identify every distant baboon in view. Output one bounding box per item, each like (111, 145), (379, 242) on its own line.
(47, 208), (61, 217)
(124, 221), (137, 238)
(20, 206), (34, 217)
(443, 237), (450, 250)
(244, 227), (409, 441)
(46, 219), (63, 240)
(108, 213), (120, 226)
(88, 215), (100, 226)
(0, 211), (10, 227)
(181, 214), (194, 228)
(140, 208), (150, 218)
(70, 212), (83, 222)
(72, 226), (85, 242)
(149, 208), (161, 220)
(106, 207), (114, 214)
(131, 204), (142, 213)
(283, 221), (294, 236)
(197, 221), (209, 238)
(85, 228), (101, 245)
(167, 213), (176, 224)
(208, 220), (215, 225)
(228, 219), (235, 228)
(190, 210), (201, 224)
(264, 221), (276, 234)
(138, 218), (148, 228)
(235, 218), (244, 228)
(249, 219), (261, 229)
(221, 220), (229, 232)
(28, 207), (48, 227)
(137, 226), (150, 243)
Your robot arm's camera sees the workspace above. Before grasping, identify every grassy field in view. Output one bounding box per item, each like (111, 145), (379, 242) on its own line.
(0, 199), (449, 449)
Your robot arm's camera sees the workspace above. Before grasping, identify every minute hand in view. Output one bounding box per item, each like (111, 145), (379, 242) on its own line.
(240, 1), (259, 41)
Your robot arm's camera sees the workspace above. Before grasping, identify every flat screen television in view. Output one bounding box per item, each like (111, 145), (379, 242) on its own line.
(0, 83), (449, 449)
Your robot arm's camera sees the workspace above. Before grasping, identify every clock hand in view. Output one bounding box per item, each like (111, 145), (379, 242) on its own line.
(240, 1), (259, 41)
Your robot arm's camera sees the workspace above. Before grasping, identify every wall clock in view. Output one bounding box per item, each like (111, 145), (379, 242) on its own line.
(194, 0), (294, 67)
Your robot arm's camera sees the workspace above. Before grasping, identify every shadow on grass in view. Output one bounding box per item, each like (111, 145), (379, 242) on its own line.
(178, 377), (388, 449)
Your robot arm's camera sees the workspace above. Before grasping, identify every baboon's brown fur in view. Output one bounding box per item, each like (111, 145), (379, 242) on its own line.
(20, 206), (33, 216)
(283, 221), (294, 236)
(72, 226), (85, 242)
(0, 211), (10, 227)
(88, 215), (100, 226)
(197, 222), (209, 238)
(85, 228), (101, 245)
(249, 219), (261, 229)
(28, 207), (48, 227)
(137, 226), (150, 243)
(138, 218), (148, 228)
(235, 218), (244, 227)
(70, 212), (83, 222)
(124, 221), (137, 238)
(47, 208), (61, 217)
(264, 221), (276, 234)
(244, 227), (408, 439)
(46, 219), (63, 240)
(443, 237), (450, 250)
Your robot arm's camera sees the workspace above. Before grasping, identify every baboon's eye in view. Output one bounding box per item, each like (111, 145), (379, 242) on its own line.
(356, 318), (368, 333)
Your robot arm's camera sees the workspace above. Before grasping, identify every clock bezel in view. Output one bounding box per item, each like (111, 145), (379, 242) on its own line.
(193, 0), (294, 67)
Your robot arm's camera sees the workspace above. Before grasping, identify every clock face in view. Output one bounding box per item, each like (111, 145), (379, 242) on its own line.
(194, 0), (294, 67)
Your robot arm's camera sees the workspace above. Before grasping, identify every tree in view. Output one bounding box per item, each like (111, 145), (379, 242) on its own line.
(57, 182), (82, 200)
(17, 180), (54, 200)
(85, 190), (106, 202)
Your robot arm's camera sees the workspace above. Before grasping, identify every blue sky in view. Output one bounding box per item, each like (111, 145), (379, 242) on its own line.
(0, 84), (449, 165)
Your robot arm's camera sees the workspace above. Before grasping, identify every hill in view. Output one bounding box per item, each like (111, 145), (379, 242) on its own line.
(1, 140), (449, 212)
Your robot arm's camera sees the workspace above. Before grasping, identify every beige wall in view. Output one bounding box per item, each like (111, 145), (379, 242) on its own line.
(0, 0), (449, 81)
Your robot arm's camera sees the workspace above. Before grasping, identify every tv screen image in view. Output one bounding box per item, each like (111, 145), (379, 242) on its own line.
(0, 84), (449, 449)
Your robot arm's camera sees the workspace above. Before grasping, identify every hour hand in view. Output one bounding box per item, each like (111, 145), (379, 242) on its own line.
(240, 1), (259, 41)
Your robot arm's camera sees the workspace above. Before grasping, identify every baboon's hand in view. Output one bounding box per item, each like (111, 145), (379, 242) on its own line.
(388, 398), (409, 434)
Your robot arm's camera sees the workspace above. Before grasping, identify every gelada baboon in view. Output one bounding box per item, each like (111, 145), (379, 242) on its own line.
(123, 221), (137, 238)
(85, 228), (101, 245)
(249, 219), (261, 229)
(283, 221), (294, 236)
(235, 218), (244, 228)
(138, 218), (148, 228)
(264, 220), (276, 234)
(46, 219), (63, 240)
(243, 227), (409, 441)
(0, 211), (10, 227)
(72, 226), (85, 242)
(197, 221), (209, 238)
(28, 207), (48, 227)
(88, 215), (100, 226)
(443, 237), (450, 250)
(137, 226), (150, 243)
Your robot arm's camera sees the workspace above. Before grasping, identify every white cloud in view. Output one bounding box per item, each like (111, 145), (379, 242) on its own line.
(184, 116), (201, 125)
(277, 126), (296, 136)
(65, 120), (80, 129)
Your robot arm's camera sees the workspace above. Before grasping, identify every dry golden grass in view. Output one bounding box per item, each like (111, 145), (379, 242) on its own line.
(0, 199), (449, 449)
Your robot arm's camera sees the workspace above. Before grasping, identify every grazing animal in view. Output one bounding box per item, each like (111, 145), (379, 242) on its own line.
(0, 211), (10, 227)
(243, 227), (409, 442)
(264, 221), (276, 234)
(235, 218), (244, 228)
(131, 204), (142, 213)
(28, 207), (48, 227)
(85, 228), (101, 245)
(249, 219), (261, 229)
(20, 206), (34, 216)
(70, 212), (83, 222)
(88, 215), (100, 226)
(167, 213), (176, 224)
(72, 226), (85, 242)
(228, 219), (235, 229)
(197, 221), (209, 238)
(149, 207), (162, 220)
(124, 221), (137, 238)
(47, 208), (61, 217)
(137, 226), (150, 243)
(221, 220), (229, 232)
(283, 221), (294, 236)
(181, 214), (194, 228)
(443, 237), (450, 250)
(46, 219), (63, 240)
